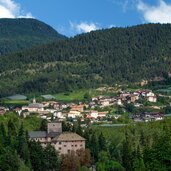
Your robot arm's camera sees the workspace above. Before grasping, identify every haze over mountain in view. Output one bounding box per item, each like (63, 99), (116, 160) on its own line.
(0, 18), (66, 55)
(1, 19), (171, 96)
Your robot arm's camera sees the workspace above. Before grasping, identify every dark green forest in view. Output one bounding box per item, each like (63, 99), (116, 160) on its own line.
(1, 22), (171, 96)
(0, 18), (66, 56)
(1, 112), (171, 171)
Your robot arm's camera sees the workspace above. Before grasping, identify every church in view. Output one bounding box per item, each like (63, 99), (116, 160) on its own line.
(22, 98), (44, 113)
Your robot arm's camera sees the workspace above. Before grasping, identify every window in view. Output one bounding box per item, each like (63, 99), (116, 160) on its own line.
(80, 144), (83, 147)
(64, 145), (67, 147)
(68, 150), (70, 153)
(75, 145), (77, 147)
(59, 142), (61, 145)
(71, 145), (74, 147)
(59, 147), (61, 150)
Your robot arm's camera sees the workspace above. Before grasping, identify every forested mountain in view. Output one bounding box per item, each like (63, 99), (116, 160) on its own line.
(1, 23), (171, 96)
(0, 18), (66, 55)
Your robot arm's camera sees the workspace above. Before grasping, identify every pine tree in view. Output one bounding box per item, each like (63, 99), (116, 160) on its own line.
(90, 132), (99, 161)
(98, 132), (106, 151)
(17, 123), (30, 165)
(44, 144), (60, 171)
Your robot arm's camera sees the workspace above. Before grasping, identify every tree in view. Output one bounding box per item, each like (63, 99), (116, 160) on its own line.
(60, 151), (80, 171)
(76, 149), (91, 167)
(90, 132), (99, 161)
(0, 148), (20, 171)
(17, 123), (30, 165)
(79, 166), (91, 171)
(40, 119), (48, 131)
(44, 144), (60, 171)
(96, 151), (124, 171)
(98, 132), (106, 151)
(76, 118), (83, 136)
(0, 123), (7, 145)
(122, 131), (132, 170)
(84, 93), (91, 102)
(132, 146), (145, 171)
(8, 119), (17, 137)
(28, 141), (45, 171)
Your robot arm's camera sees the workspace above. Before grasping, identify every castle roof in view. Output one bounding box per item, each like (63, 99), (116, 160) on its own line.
(53, 132), (85, 142)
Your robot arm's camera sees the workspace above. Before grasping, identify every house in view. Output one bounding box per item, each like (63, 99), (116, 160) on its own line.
(140, 80), (148, 86)
(100, 99), (110, 107)
(120, 93), (131, 101)
(146, 91), (155, 97)
(147, 96), (157, 103)
(14, 107), (22, 116)
(90, 110), (98, 118)
(71, 104), (85, 112)
(98, 111), (108, 118)
(130, 95), (137, 103)
(117, 99), (123, 106)
(29, 122), (85, 155)
(0, 107), (7, 115)
(68, 110), (81, 118)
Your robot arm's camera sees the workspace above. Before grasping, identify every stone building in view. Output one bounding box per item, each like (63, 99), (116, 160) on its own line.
(22, 98), (44, 113)
(29, 122), (85, 155)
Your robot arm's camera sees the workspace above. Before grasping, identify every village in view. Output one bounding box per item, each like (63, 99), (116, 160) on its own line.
(0, 88), (167, 124)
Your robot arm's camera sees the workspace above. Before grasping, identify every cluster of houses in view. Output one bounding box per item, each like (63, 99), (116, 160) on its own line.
(131, 112), (164, 122)
(118, 90), (157, 105)
(0, 89), (162, 123)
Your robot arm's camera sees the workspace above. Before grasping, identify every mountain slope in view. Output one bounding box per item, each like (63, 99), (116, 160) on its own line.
(1, 23), (171, 96)
(0, 18), (66, 55)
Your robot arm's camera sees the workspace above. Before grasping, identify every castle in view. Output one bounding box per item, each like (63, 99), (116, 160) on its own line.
(29, 122), (85, 155)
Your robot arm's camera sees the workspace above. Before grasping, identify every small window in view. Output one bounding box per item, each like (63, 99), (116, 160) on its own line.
(68, 150), (70, 153)
(71, 145), (74, 147)
(64, 145), (67, 147)
(59, 147), (61, 150)
(75, 145), (77, 147)
(59, 142), (61, 144)
(80, 144), (83, 147)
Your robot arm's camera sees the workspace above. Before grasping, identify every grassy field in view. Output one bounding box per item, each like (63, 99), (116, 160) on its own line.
(1, 99), (29, 106)
(54, 89), (89, 102)
(54, 88), (118, 102)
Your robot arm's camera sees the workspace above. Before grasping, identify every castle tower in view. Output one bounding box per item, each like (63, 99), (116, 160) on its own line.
(47, 122), (62, 133)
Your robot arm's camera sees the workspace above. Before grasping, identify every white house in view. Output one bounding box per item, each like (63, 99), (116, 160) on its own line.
(147, 96), (157, 103)
(68, 110), (81, 118)
(90, 110), (98, 118)
(117, 99), (123, 105)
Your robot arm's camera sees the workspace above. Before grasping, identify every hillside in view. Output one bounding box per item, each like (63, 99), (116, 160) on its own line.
(0, 18), (66, 55)
(1, 23), (171, 96)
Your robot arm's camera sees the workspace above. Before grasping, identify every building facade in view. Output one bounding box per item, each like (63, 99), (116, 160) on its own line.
(29, 122), (85, 155)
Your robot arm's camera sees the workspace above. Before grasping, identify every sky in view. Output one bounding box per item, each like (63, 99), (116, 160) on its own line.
(1, 0), (171, 37)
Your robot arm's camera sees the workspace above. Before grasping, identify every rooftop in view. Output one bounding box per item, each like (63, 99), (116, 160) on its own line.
(53, 132), (85, 142)
(29, 131), (46, 138)
(28, 103), (44, 108)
